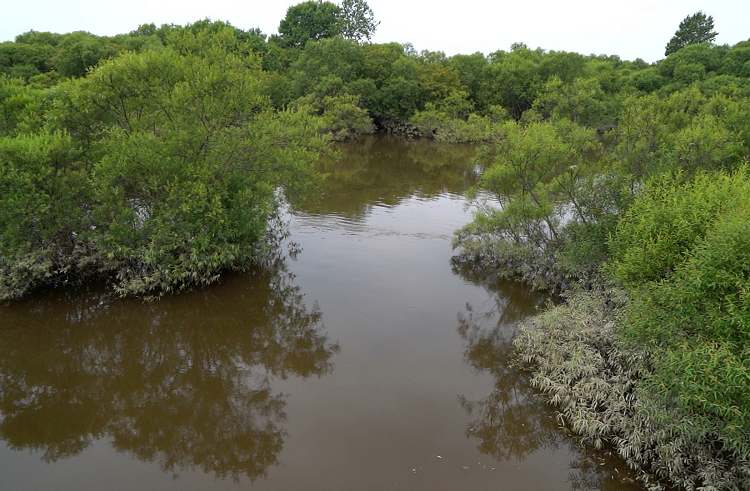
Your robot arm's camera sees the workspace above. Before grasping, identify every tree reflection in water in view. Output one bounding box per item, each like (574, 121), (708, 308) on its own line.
(0, 262), (338, 482)
(308, 135), (478, 218)
(453, 264), (643, 491)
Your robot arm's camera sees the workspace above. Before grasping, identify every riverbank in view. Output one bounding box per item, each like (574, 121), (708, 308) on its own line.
(513, 287), (750, 491)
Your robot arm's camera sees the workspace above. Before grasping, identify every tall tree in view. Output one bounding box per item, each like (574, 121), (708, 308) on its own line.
(337, 0), (380, 43)
(276, 0), (341, 48)
(665, 11), (718, 56)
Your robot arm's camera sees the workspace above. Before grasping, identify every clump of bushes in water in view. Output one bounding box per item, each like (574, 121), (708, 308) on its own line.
(452, 118), (632, 292)
(501, 168), (750, 490)
(0, 28), (328, 299)
(453, 84), (749, 289)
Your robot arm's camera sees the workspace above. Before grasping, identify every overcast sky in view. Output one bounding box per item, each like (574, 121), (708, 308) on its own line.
(2, 0), (749, 63)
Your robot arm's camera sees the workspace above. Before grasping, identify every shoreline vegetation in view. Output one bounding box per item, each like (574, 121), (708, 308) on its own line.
(2, 4), (749, 489)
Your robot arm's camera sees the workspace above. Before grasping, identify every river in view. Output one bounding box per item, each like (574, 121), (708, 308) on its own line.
(0, 135), (643, 490)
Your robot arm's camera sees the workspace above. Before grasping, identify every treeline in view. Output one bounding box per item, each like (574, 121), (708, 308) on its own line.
(5, 15), (748, 139)
(0, 23), (667, 138)
(3, 14), (749, 142)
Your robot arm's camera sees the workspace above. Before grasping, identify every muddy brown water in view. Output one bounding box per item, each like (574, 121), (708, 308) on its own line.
(0, 136), (644, 490)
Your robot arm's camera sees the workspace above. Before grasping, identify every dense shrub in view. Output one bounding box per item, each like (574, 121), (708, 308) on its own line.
(609, 169), (750, 451)
(0, 29), (327, 299)
(516, 289), (750, 491)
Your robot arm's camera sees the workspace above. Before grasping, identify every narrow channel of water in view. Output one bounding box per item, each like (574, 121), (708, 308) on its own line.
(0, 135), (643, 490)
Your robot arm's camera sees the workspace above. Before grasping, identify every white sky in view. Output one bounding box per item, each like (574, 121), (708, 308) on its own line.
(1, 0), (749, 63)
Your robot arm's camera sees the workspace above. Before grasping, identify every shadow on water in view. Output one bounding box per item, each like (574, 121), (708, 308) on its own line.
(0, 261), (338, 482)
(452, 263), (644, 491)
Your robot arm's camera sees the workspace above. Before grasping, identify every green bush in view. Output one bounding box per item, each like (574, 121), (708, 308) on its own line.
(609, 168), (750, 451)
(0, 28), (327, 299)
(516, 288), (750, 490)
(0, 130), (89, 298)
(609, 170), (750, 287)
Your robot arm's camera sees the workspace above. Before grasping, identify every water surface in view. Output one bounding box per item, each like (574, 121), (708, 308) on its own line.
(0, 136), (643, 490)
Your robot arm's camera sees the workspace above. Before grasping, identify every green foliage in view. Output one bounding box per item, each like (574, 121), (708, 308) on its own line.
(584, 57), (628, 94)
(453, 120), (603, 288)
(337, 0), (379, 43)
(672, 62), (705, 83)
(531, 76), (620, 130)
(0, 28), (327, 299)
(624, 67), (667, 93)
(665, 11), (718, 57)
(0, 130), (88, 298)
(52, 31), (118, 78)
(275, 0), (342, 48)
(15, 30), (61, 47)
(516, 288), (750, 490)
(720, 46), (750, 77)
(484, 47), (542, 120)
(537, 50), (587, 84)
(557, 220), (614, 277)
(446, 52), (489, 111)
(609, 171), (747, 287)
(475, 121), (566, 245)
(658, 43), (723, 80)
(415, 59), (463, 102)
(476, 120), (600, 242)
(410, 92), (497, 142)
(375, 75), (422, 119)
(287, 36), (364, 99)
(557, 172), (633, 278)
(359, 42), (403, 85)
(292, 93), (374, 140)
(0, 41), (55, 79)
(0, 76), (50, 137)
(80, 40), (323, 296)
(610, 89), (745, 179)
(609, 169), (750, 451)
